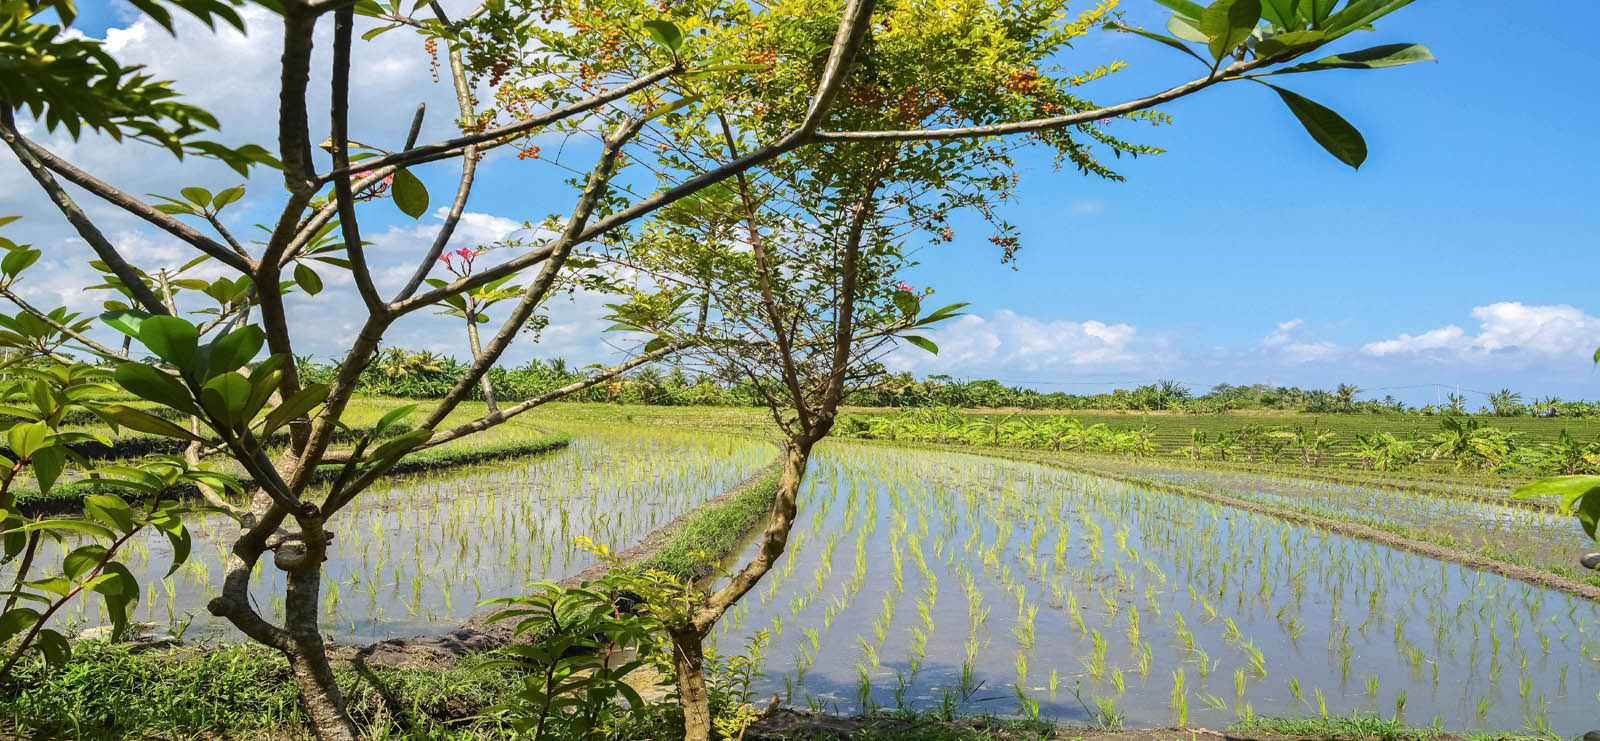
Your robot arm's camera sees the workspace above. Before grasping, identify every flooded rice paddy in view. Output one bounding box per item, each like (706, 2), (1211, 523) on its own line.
(712, 445), (1599, 735)
(36, 428), (769, 643)
(15, 427), (1600, 735)
(1102, 461), (1588, 573)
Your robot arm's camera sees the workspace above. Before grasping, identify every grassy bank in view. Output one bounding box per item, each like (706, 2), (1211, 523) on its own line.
(12, 433), (572, 517)
(639, 469), (782, 582)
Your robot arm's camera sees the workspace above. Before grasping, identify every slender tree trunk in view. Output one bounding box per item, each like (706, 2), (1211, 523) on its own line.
(284, 559), (358, 740)
(465, 318), (500, 416)
(671, 626), (713, 741)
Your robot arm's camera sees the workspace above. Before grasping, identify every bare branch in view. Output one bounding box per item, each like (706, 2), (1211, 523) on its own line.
(0, 107), (170, 315)
(393, 48), (480, 302)
(419, 114), (651, 430)
(277, 3), (320, 195)
(794, 0), (879, 136)
(329, 8), (386, 315)
(317, 65), (678, 182)
(7, 128), (254, 273)
(814, 58), (1272, 142)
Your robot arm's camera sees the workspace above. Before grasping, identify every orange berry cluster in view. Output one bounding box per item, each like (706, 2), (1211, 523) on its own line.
(425, 37), (441, 83)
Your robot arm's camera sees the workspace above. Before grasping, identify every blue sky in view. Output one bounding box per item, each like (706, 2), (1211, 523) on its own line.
(7, 0), (1598, 406)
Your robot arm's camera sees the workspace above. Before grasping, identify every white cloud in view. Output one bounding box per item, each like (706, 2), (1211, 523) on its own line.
(885, 309), (1152, 375)
(1361, 302), (1600, 366)
(1255, 318), (1341, 364)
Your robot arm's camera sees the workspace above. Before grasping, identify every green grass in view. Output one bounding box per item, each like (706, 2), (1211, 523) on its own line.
(640, 470), (781, 581)
(1230, 713), (1550, 741)
(959, 410), (1600, 464)
(12, 433), (571, 517)
(0, 641), (522, 739)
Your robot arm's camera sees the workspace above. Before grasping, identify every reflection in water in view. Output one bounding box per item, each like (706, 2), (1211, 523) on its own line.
(710, 444), (1599, 735)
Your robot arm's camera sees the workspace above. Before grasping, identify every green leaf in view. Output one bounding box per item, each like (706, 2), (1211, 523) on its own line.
(147, 510), (191, 576)
(1152, 0), (1206, 20)
(1253, 29), (1326, 58)
(139, 316), (200, 369)
(390, 168), (429, 219)
(1513, 475), (1600, 511)
(1268, 43), (1434, 73)
(643, 95), (702, 121)
(6, 421), (46, 458)
(902, 335), (939, 355)
(36, 628), (69, 668)
(63, 544), (108, 580)
(202, 326), (266, 379)
(98, 404), (204, 442)
(1104, 22), (1205, 62)
(180, 187), (212, 207)
(1266, 84), (1366, 169)
(31, 446), (64, 495)
(29, 576), (72, 597)
(260, 384), (330, 437)
(1305, 0), (1337, 27)
(1322, 0), (1412, 39)
(200, 373), (253, 430)
(369, 428), (432, 462)
(892, 291), (919, 318)
(243, 369), (282, 424)
(373, 404), (417, 435)
(84, 494), (135, 534)
(294, 263), (324, 295)
(0, 608), (39, 644)
(14, 518), (116, 540)
(1, 248), (40, 277)
(1259, 0), (1301, 28)
(642, 20), (683, 53)
(1167, 13), (1208, 42)
(1579, 491), (1600, 540)
(1201, 0), (1261, 62)
(101, 309), (152, 341)
(114, 363), (199, 414)
(211, 186), (246, 208)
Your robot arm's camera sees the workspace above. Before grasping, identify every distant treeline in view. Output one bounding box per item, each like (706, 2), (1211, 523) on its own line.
(286, 349), (1596, 417)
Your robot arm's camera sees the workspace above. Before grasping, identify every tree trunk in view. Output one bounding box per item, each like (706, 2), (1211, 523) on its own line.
(285, 542), (358, 740)
(671, 626), (713, 741)
(465, 318), (500, 416)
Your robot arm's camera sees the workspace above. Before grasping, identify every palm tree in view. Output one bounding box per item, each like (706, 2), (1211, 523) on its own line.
(1334, 383), (1362, 409)
(1488, 388), (1524, 417)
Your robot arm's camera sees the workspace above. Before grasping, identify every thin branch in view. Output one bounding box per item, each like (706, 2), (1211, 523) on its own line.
(0, 286), (128, 360)
(8, 129), (254, 273)
(419, 114), (650, 430)
(329, 7), (386, 315)
(718, 113), (811, 434)
(393, 47), (479, 302)
(814, 58), (1272, 142)
(202, 213), (252, 260)
(0, 107), (170, 315)
(277, 2), (320, 195)
(316, 65), (678, 182)
(793, 0), (878, 136)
